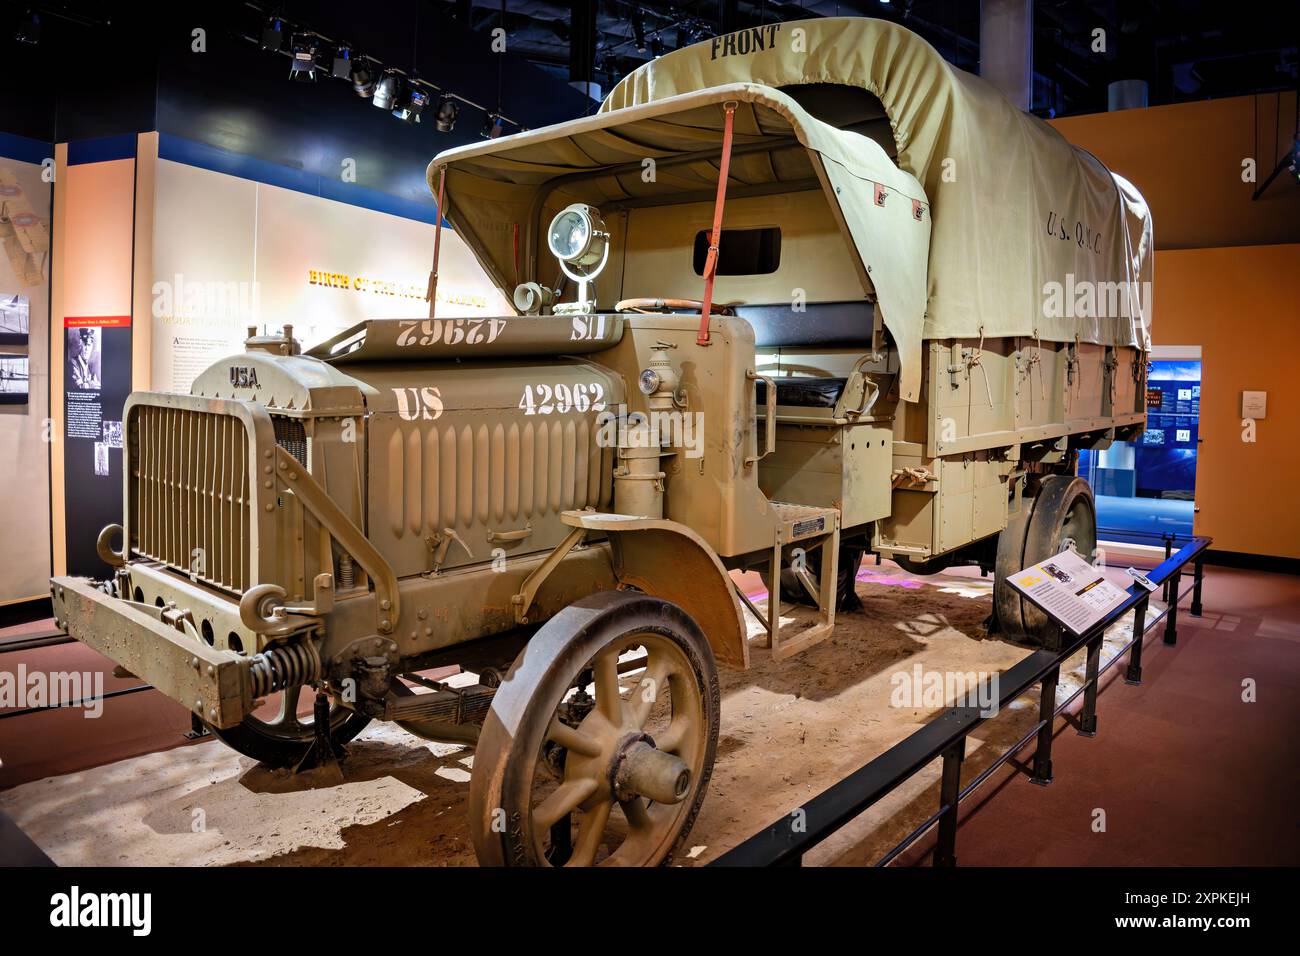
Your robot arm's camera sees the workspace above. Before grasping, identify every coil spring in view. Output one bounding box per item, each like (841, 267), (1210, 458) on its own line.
(248, 641), (321, 697)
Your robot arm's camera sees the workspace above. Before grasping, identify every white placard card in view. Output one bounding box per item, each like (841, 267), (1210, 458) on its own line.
(1007, 548), (1131, 636)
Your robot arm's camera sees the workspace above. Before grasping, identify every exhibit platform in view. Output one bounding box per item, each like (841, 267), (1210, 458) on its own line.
(2, 561), (1295, 867)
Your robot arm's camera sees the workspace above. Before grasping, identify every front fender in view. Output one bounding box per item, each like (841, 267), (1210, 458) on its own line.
(560, 511), (749, 669)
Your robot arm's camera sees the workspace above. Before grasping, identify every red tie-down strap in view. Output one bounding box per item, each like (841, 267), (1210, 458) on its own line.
(697, 102), (738, 346)
(426, 165), (447, 319)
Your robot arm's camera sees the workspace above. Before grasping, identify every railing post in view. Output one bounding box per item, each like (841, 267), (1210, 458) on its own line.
(1162, 535), (1174, 602)
(1078, 634), (1102, 736)
(1030, 666), (1059, 786)
(933, 737), (965, 867)
(1190, 558), (1204, 617)
(1125, 597), (1148, 685)
(1163, 570), (1182, 645)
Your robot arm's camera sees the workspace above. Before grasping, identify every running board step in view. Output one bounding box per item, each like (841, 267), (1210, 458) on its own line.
(762, 503), (842, 661)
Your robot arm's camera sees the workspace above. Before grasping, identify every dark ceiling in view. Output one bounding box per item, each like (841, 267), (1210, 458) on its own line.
(3, 0), (1296, 138)
(429, 0), (1299, 118)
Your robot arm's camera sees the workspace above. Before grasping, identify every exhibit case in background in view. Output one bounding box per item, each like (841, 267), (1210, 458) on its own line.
(1080, 347), (1201, 548)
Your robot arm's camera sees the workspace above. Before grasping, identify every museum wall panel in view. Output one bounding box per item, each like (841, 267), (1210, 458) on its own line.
(1051, 94), (1298, 560)
(148, 148), (511, 393)
(41, 130), (513, 585)
(0, 134), (52, 604)
(50, 145), (137, 578)
(1152, 243), (1300, 560)
(1050, 91), (1300, 250)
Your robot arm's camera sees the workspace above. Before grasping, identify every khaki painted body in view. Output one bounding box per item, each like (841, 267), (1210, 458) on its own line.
(50, 82), (1146, 737)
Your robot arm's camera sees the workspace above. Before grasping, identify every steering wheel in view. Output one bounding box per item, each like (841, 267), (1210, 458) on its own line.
(615, 297), (734, 315)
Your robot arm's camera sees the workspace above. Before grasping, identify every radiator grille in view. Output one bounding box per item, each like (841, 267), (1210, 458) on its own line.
(273, 416), (307, 466)
(131, 405), (252, 593)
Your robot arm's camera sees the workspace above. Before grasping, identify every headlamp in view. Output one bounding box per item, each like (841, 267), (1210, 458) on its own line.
(547, 204), (607, 267)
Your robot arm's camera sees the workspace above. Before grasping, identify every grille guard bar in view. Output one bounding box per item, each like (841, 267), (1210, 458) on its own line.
(270, 445), (401, 635)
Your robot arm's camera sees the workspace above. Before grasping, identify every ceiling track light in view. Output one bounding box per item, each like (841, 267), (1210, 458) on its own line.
(332, 45), (353, 80)
(351, 60), (376, 98)
(393, 82), (429, 123)
(15, 9), (40, 45)
(435, 96), (461, 133)
(241, 9), (516, 136)
(289, 34), (319, 81)
(373, 69), (401, 111)
(260, 16), (284, 52)
(632, 10), (647, 52)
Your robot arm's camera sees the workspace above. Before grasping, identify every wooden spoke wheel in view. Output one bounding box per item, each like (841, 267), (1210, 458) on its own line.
(469, 591), (719, 867)
(206, 682), (371, 769)
(994, 475), (1097, 647)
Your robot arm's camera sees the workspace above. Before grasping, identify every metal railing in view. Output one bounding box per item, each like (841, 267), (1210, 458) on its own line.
(711, 535), (1211, 867)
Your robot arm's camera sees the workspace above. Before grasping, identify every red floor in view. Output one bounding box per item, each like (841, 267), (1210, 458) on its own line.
(0, 636), (199, 788)
(901, 564), (1300, 866)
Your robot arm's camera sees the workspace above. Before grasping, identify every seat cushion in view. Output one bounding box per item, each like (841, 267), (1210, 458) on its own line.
(755, 376), (848, 408)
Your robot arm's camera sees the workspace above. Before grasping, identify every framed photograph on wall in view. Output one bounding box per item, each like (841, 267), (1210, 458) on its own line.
(0, 292), (27, 346)
(0, 353), (28, 405)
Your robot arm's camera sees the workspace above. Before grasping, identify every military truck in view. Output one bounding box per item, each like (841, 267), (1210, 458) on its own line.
(51, 18), (1151, 867)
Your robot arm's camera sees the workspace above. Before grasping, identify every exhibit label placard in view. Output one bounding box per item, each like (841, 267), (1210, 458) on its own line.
(62, 314), (132, 577)
(1007, 548), (1130, 636)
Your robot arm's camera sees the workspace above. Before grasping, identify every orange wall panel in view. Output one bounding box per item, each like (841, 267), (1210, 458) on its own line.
(1153, 244), (1300, 559)
(50, 155), (136, 576)
(1051, 92), (1300, 251)
(62, 159), (135, 317)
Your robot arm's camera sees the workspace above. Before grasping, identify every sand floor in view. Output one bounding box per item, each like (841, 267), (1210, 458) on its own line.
(0, 565), (1151, 866)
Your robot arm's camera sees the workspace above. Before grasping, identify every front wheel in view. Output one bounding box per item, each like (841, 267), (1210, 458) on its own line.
(469, 591), (719, 866)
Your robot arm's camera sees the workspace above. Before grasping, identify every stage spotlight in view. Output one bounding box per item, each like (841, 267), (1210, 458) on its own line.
(15, 9), (39, 45)
(260, 17), (284, 52)
(394, 86), (429, 123)
(351, 61), (376, 98)
(289, 35), (319, 81)
(332, 45), (354, 80)
(434, 96), (461, 133)
(373, 70), (401, 111)
(481, 113), (505, 139)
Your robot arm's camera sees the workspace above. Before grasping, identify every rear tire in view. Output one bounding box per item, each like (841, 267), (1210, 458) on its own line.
(994, 475), (1097, 647)
(893, 554), (952, 576)
(780, 544), (865, 612)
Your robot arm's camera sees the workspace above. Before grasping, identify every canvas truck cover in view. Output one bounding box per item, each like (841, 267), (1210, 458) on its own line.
(429, 83), (931, 397)
(429, 17), (1151, 403)
(604, 18), (1154, 353)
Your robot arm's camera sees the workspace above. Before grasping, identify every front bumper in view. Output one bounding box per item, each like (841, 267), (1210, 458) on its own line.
(51, 576), (253, 728)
